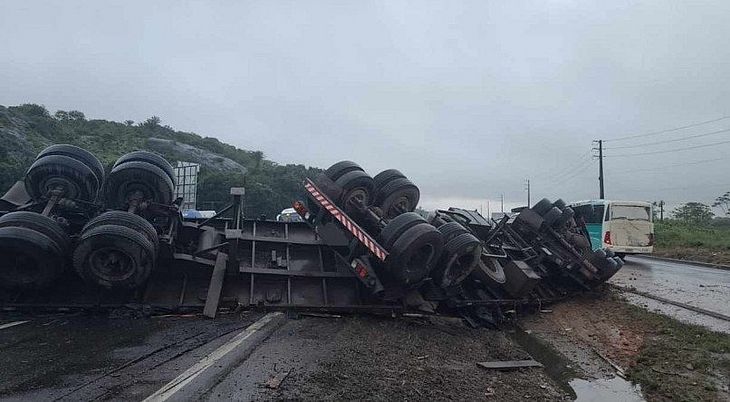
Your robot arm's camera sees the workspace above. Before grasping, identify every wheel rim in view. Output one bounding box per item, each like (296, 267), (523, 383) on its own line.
(343, 187), (369, 208)
(402, 243), (435, 283)
(442, 244), (479, 286)
(41, 177), (80, 199)
(88, 247), (136, 282)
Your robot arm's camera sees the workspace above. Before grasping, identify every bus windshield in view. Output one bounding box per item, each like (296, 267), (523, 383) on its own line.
(610, 205), (651, 221)
(573, 204), (605, 224)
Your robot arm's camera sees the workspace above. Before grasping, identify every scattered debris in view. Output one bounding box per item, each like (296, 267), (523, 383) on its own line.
(477, 360), (544, 370)
(265, 370), (291, 389)
(0, 320), (29, 330)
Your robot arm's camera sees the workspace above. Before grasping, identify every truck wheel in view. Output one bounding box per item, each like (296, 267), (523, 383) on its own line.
(114, 151), (176, 186)
(324, 161), (364, 182)
(386, 223), (444, 286)
(553, 199), (567, 210)
(552, 207), (575, 229)
(473, 254), (507, 287)
(36, 144), (105, 184)
(605, 249), (615, 258)
(334, 170), (374, 213)
(531, 198), (552, 216)
(432, 232), (482, 287)
(380, 212), (427, 249)
(83, 211), (159, 252)
(542, 207), (562, 227)
(437, 221), (470, 243)
(73, 224), (156, 289)
(25, 155), (100, 202)
(0, 226), (65, 289)
(374, 177), (420, 219)
(373, 169), (406, 192)
(0, 211), (71, 254)
(104, 160), (174, 209)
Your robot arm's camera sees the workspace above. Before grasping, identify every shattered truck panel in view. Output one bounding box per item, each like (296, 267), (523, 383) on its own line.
(0, 147), (624, 325)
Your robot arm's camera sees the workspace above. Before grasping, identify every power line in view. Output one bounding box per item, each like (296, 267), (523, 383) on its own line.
(603, 127), (730, 150)
(551, 158), (596, 185)
(604, 139), (730, 157)
(610, 157), (726, 174)
(536, 149), (592, 181)
(605, 115), (730, 142)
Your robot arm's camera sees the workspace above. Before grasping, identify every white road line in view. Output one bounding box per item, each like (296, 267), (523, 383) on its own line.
(144, 312), (284, 402)
(0, 320), (29, 330)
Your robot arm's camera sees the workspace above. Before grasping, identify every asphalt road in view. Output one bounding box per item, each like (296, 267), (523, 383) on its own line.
(610, 255), (730, 334)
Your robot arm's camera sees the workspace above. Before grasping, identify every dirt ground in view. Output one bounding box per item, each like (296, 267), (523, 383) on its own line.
(654, 247), (730, 266)
(255, 315), (570, 401)
(522, 289), (730, 402)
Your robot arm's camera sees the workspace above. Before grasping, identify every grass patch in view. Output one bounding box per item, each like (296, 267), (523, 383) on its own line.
(654, 222), (730, 265)
(622, 299), (730, 401)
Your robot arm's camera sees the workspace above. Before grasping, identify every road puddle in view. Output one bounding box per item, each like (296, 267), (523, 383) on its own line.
(509, 327), (644, 401)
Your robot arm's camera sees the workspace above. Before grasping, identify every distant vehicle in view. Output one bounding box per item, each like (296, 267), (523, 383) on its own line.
(276, 207), (304, 222)
(570, 200), (654, 258)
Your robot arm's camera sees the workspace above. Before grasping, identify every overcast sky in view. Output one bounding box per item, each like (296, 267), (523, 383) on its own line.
(2, 1), (729, 214)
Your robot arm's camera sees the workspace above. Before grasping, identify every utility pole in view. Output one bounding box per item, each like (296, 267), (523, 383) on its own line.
(524, 179), (531, 207)
(487, 200), (490, 218)
(500, 194), (504, 213)
(659, 200), (664, 221)
(593, 140), (605, 199)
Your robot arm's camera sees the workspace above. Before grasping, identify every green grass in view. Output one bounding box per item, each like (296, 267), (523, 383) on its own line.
(623, 299), (730, 401)
(654, 221), (730, 264)
(655, 222), (730, 250)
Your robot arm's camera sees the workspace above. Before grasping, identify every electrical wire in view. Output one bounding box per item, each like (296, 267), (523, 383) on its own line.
(605, 115), (730, 142)
(609, 157), (726, 174)
(603, 127), (730, 150)
(604, 139), (730, 157)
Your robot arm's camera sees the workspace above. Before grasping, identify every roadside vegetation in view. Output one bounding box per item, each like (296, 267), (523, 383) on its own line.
(652, 199), (730, 265)
(623, 296), (730, 401)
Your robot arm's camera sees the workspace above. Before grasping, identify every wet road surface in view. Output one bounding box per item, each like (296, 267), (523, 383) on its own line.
(610, 256), (730, 333)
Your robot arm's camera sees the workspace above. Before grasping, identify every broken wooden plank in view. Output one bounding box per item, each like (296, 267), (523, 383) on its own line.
(265, 370), (291, 389)
(477, 359), (543, 370)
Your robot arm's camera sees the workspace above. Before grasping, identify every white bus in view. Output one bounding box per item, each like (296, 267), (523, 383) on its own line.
(570, 200), (654, 259)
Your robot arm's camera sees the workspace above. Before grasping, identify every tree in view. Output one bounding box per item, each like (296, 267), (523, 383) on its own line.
(68, 110), (86, 120)
(124, 120), (135, 126)
(672, 202), (714, 225)
(54, 110), (70, 120)
(141, 116), (161, 128)
(712, 191), (730, 216)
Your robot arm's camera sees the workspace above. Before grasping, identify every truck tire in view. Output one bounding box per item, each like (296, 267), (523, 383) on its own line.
(552, 207), (575, 229)
(0, 226), (65, 289)
(83, 211), (159, 252)
(114, 151), (176, 186)
(36, 144), (105, 184)
(104, 160), (174, 209)
(553, 199), (567, 210)
(380, 212), (426, 249)
(542, 207), (562, 227)
(334, 170), (374, 213)
(432, 232), (482, 288)
(0, 211), (70, 254)
(73, 224), (156, 289)
(25, 154), (100, 202)
(373, 169), (406, 192)
(437, 221), (470, 243)
(532, 198), (552, 216)
(324, 161), (364, 182)
(386, 223), (444, 286)
(374, 177), (420, 219)
(473, 254), (507, 287)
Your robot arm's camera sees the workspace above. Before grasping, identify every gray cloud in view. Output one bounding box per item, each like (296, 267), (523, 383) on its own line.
(1, 0), (729, 213)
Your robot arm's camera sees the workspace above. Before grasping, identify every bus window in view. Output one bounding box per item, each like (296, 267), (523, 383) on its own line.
(574, 205), (604, 224)
(611, 205), (651, 221)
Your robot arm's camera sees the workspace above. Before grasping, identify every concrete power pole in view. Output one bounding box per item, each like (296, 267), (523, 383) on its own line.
(593, 140), (605, 199)
(500, 194), (504, 213)
(524, 179), (531, 207)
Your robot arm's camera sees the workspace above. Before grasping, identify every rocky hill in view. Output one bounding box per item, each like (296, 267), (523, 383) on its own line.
(0, 104), (321, 217)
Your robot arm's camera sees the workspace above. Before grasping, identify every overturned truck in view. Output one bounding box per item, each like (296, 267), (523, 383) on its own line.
(0, 145), (623, 326)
